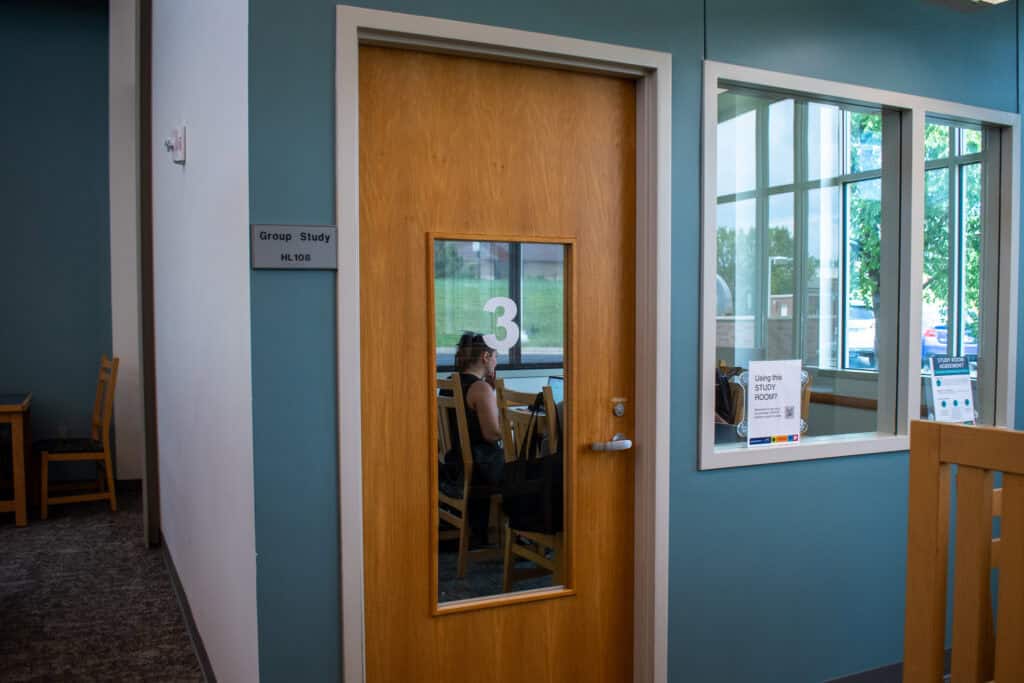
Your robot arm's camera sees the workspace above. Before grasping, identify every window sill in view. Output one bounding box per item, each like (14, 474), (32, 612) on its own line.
(702, 432), (908, 470)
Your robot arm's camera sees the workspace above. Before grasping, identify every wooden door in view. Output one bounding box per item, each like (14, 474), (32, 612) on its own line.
(360, 45), (636, 682)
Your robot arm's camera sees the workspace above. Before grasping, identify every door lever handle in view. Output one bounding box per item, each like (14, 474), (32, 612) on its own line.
(590, 433), (633, 452)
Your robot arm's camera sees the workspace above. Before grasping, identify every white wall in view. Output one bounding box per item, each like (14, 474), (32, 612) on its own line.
(109, 0), (144, 481)
(151, 1), (258, 680)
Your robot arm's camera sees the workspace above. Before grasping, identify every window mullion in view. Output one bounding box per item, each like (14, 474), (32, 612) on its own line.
(877, 108), (904, 434)
(509, 242), (523, 367)
(979, 128), (1002, 424)
(793, 101), (808, 363)
(948, 162), (960, 358)
(840, 111), (849, 370)
(755, 104), (770, 350)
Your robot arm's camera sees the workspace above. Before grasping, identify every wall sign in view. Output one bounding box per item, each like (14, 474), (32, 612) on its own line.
(928, 355), (975, 424)
(251, 225), (337, 270)
(746, 359), (802, 447)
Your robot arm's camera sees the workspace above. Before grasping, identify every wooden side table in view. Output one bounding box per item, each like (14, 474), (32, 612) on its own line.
(0, 393), (31, 526)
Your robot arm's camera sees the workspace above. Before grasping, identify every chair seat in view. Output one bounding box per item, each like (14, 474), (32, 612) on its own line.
(35, 438), (104, 454)
(440, 479), (500, 500)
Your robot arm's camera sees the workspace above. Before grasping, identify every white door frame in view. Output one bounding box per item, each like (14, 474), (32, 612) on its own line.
(335, 7), (672, 682)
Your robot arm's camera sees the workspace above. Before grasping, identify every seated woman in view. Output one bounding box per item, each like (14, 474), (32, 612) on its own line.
(445, 332), (504, 481)
(440, 332), (505, 545)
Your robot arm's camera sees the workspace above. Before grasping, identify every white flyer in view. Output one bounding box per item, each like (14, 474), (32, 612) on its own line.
(747, 359), (802, 447)
(929, 356), (975, 424)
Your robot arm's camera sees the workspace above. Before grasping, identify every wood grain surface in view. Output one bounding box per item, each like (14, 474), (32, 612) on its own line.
(360, 45), (636, 682)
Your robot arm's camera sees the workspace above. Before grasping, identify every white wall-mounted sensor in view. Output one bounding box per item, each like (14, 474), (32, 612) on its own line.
(163, 126), (186, 164)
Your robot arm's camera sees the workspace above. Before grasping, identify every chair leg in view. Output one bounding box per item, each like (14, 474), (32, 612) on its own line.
(456, 506), (470, 579)
(487, 494), (501, 546)
(40, 454), (49, 521)
(103, 451), (117, 512)
(502, 526), (514, 593)
(553, 533), (565, 586)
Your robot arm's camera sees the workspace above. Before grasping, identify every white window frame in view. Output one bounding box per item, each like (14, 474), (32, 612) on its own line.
(700, 60), (1019, 470)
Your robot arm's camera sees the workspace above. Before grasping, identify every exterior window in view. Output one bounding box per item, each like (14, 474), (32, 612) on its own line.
(434, 241), (564, 370)
(702, 61), (1018, 469)
(713, 87), (892, 445)
(921, 121), (992, 421)
(922, 123), (985, 373)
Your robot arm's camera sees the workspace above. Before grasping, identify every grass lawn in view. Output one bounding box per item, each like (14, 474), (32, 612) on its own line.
(434, 277), (564, 349)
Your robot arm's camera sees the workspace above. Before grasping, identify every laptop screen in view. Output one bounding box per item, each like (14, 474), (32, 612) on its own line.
(547, 375), (565, 404)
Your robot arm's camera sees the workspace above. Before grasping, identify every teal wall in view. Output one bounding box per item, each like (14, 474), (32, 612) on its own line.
(0, 0), (111, 455)
(248, 1), (1020, 681)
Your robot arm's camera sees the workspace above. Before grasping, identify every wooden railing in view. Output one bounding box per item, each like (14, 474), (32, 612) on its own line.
(904, 421), (1024, 682)
(809, 391), (877, 411)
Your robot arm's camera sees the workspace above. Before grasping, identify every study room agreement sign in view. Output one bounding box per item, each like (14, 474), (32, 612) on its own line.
(747, 359), (802, 447)
(929, 355), (975, 424)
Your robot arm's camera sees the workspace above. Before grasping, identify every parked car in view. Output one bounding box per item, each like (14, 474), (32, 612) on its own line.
(846, 304), (877, 369)
(921, 324), (978, 370)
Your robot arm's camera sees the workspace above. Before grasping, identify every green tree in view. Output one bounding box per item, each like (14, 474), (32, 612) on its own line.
(768, 227), (794, 295)
(434, 241), (467, 278)
(847, 183), (881, 311)
(962, 164), (982, 339)
(852, 122), (983, 343)
(717, 225), (818, 312)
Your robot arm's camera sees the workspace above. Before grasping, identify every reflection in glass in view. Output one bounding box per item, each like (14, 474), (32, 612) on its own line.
(926, 123), (950, 161)
(714, 87), (885, 446)
(434, 239), (567, 604)
(807, 102), (841, 182)
(434, 241), (509, 368)
(961, 127), (983, 155)
(520, 244), (565, 365)
(804, 187), (841, 370)
(847, 111), (882, 174)
(769, 99), (794, 186)
(922, 168), (950, 371)
(766, 193), (795, 359)
(845, 179), (881, 371)
(921, 120), (987, 420)
(717, 98), (757, 196)
(962, 163), (982, 364)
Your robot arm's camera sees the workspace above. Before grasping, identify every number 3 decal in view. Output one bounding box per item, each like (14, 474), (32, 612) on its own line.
(483, 297), (519, 354)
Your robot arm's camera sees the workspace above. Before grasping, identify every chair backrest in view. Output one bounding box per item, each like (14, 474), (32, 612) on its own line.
(540, 385), (559, 455)
(91, 356), (119, 449)
(437, 374), (474, 489)
(905, 420), (1024, 682)
(496, 379), (558, 462)
(729, 382), (745, 425)
(722, 365), (810, 433)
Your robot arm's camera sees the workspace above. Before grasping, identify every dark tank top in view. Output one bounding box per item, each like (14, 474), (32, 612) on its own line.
(459, 373), (491, 448)
(444, 373), (504, 486)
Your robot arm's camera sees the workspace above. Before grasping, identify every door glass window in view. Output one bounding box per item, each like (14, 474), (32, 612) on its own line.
(434, 238), (568, 605)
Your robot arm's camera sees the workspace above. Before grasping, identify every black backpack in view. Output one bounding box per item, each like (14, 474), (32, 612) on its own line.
(501, 393), (564, 534)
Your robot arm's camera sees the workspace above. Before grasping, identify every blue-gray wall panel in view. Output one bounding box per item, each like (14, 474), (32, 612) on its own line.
(706, 0), (1017, 112)
(0, 0), (111, 453)
(249, 1), (1020, 681)
(250, 270), (340, 681)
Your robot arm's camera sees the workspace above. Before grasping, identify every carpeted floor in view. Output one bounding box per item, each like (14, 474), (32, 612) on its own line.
(437, 543), (554, 603)
(0, 485), (203, 681)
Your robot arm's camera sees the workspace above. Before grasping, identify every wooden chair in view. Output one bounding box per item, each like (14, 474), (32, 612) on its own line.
(720, 363), (811, 431)
(495, 381), (545, 459)
(437, 374), (501, 578)
(38, 356), (119, 519)
(495, 380), (564, 591)
(904, 421), (1024, 682)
